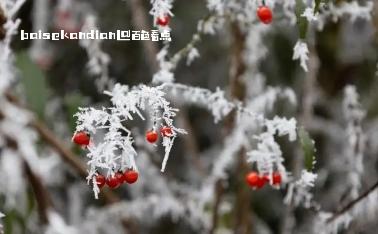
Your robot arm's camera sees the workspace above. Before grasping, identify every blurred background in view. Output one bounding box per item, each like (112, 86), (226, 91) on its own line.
(0, 0), (378, 233)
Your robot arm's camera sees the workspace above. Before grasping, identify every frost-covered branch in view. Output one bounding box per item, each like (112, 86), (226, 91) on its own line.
(314, 180), (378, 234)
(0, 0), (25, 94)
(342, 85), (366, 198)
(80, 14), (113, 91)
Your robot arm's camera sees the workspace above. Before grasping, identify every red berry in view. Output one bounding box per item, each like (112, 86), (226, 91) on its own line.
(95, 174), (106, 188)
(246, 172), (259, 187)
(160, 126), (173, 137)
(73, 131), (90, 146)
(115, 172), (124, 184)
(257, 6), (273, 24)
(256, 176), (266, 188)
(146, 130), (158, 143)
(106, 175), (120, 189)
(123, 170), (139, 184)
(272, 172), (282, 185)
(156, 15), (170, 26)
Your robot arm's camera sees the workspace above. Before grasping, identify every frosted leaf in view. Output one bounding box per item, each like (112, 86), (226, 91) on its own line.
(293, 40), (309, 72)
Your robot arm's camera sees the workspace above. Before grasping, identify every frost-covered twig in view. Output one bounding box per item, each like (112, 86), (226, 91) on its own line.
(80, 14), (113, 91)
(23, 159), (52, 224)
(0, 0), (25, 95)
(129, 0), (159, 72)
(342, 85), (366, 198)
(327, 179), (378, 224)
(314, 180), (378, 234)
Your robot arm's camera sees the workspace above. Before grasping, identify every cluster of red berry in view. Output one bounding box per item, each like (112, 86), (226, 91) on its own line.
(257, 5), (273, 24)
(145, 126), (173, 143)
(245, 171), (282, 189)
(94, 170), (138, 189)
(156, 15), (170, 27)
(72, 131), (139, 189)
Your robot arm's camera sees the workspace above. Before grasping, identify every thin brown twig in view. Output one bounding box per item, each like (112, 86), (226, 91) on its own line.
(23, 160), (53, 224)
(4, 92), (120, 204)
(326, 179), (378, 223)
(129, 0), (159, 73)
(227, 21), (251, 234)
(209, 180), (224, 234)
(31, 118), (120, 204)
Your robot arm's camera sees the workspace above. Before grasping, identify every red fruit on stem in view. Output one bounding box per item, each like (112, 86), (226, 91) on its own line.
(73, 131), (90, 146)
(106, 175), (120, 189)
(246, 172), (259, 187)
(160, 126), (173, 137)
(146, 130), (158, 143)
(115, 172), (124, 184)
(272, 172), (282, 185)
(95, 174), (106, 188)
(156, 15), (170, 26)
(256, 176), (267, 188)
(124, 170), (139, 184)
(257, 6), (273, 24)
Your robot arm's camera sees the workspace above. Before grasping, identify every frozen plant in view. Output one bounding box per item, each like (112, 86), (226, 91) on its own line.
(74, 84), (187, 197)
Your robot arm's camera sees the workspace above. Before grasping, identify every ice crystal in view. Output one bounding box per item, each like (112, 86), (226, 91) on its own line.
(293, 40), (309, 72)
